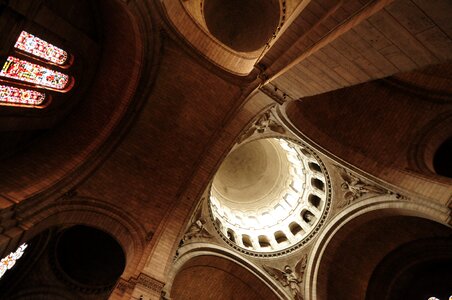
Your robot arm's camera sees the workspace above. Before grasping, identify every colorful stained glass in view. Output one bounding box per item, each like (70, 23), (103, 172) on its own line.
(0, 56), (69, 90)
(0, 243), (27, 279)
(15, 31), (68, 65)
(0, 85), (45, 106)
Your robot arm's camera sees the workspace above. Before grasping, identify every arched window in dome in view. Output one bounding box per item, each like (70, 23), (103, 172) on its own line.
(274, 231), (288, 244)
(0, 243), (28, 279)
(0, 85), (46, 108)
(227, 229), (236, 242)
(15, 31), (68, 66)
(289, 222), (303, 236)
(1, 56), (69, 90)
(242, 234), (253, 248)
(258, 235), (271, 248)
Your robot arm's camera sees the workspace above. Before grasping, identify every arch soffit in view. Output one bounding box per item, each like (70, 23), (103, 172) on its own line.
(366, 237), (452, 300)
(159, 0), (268, 75)
(304, 196), (451, 300)
(165, 244), (289, 299)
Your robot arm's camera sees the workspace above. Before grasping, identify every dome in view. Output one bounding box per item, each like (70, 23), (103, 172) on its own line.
(210, 138), (330, 254)
(203, 0), (280, 52)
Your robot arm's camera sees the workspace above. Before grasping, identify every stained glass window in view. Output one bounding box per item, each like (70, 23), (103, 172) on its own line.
(0, 243), (27, 279)
(1, 56), (69, 90)
(15, 31), (68, 65)
(0, 85), (45, 106)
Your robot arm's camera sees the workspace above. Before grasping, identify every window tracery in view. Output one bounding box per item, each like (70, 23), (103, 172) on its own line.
(0, 243), (28, 279)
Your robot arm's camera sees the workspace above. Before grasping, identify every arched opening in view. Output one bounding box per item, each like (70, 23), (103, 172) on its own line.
(14, 30), (71, 67)
(274, 231), (288, 244)
(54, 225), (126, 290)
(227, 229), (236, 243)
(309, 162), (322, 173)
(366, 237), (452, 300)
(311, 178), (325, 191)
(171, 255), (279, 300)
(0, 85), (48, 108)
(315, 214), (451, 300)
(242, 234), (253, 248)
(258, 235), (271, 248)
(0, 224), (128, 299)
(203, 0), (280, 52)
(215, 218), (223, 231)
(309, 194), (321, 209)
(302, 210), (315, 225)
(433, 137), (452, 178)
(289, 221), (303, 236)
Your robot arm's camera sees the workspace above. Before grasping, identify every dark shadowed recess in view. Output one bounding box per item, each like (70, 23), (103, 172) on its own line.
(55, 225), (126, 287)
(433, 137), (452, 178)
(203, 0), (280, 52)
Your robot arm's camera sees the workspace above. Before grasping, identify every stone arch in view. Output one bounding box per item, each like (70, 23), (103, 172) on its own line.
(160, 0), (281, 75)
(165, 244), (288, 299)
(16, 197), (148, 279)
(305, 196), (451, 300)
(411, 113), (452, 178)
(366, 237), (452, 300)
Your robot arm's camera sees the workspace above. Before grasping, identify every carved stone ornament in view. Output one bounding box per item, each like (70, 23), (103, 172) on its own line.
(137, 273), (165, 293)
(115, 273), (165, 295)
(263, 254), (307, 300)
(335, 166), (389, 208)
(115, 278), (136, 294)
(182, 205), (212, 242)
(238, 108), (286, 144)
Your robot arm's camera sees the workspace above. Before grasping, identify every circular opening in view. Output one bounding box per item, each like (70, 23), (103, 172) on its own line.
(55, 225), (126, 287)
(203, 0), (280, 52)
(433, 137), (452, 178)
(210, 138), (329, 253)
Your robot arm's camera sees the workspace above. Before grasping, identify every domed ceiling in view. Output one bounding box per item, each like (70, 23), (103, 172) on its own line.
(210, 138), (331, 255)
